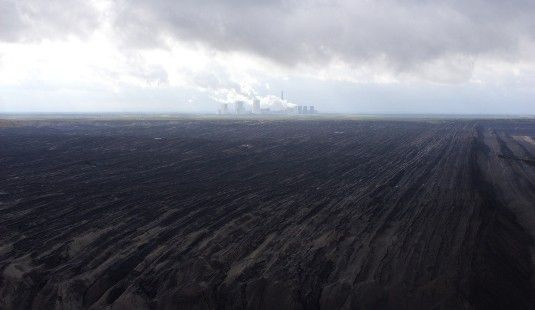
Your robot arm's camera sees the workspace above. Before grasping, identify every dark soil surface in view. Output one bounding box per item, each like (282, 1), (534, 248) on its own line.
(1, 118), (534, 309)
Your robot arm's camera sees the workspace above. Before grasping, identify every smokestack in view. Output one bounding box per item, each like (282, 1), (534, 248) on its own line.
(281, 91), (284, 101)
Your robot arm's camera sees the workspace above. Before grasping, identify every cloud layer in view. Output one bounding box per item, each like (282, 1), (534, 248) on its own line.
(113, 0), (535, 81)
(1, 0), (535, 113)
(5, 1), (535, 76)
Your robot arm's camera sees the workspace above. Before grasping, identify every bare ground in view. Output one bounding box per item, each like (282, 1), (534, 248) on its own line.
(0, 118), (534, 309)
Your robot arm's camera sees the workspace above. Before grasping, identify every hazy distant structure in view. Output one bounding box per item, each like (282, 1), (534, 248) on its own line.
(285, 107), (297, 114)
(260, 108), (270, 114)
(235, 101), (245, 114)
(281, 91), (284, 101)
(219, 103), (229, 114)
(253, 99), (261, 114)
(296, 105), (316, 114)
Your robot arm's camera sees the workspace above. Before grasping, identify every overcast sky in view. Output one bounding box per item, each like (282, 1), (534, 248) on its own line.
(1, 0), (535, 114)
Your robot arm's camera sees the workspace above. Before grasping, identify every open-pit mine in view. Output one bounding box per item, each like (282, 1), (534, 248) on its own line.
(1, 117), (535, 309)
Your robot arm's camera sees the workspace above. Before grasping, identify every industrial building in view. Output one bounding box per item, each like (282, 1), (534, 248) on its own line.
(234, 101), (246, 114)
(296, 105), (316, 114)
(252, 99), (261, 114)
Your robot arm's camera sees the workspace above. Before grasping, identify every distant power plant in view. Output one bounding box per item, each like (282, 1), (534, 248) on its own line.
(220, 103), (317, 115)
(218, 92), (318, 115)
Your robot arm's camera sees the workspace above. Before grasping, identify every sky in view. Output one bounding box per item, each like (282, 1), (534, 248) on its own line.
(1, 0), (535, 114)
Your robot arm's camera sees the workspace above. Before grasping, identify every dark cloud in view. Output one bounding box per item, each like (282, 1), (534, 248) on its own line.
(3, 0), (535, 83)
(112, 0), (535, 71)
(5, 0), (535, 68)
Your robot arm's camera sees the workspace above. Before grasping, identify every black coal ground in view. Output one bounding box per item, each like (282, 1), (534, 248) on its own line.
(1, 118), (535, 309)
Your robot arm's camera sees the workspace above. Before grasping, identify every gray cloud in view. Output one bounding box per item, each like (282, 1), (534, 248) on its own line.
(113, 0), (535, 77)
(4, 0), (535, 82)
(2, 0), (535, 96)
